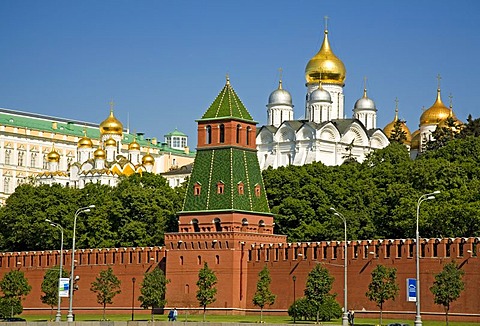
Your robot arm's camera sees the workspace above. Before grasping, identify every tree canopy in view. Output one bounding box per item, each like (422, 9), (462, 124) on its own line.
(90, 267), (122, 320)
(138, 268), (169, 321)
(365, 264), (399, 326)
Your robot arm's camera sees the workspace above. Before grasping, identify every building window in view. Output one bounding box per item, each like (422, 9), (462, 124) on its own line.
(30, 153), (37, 168)
(192, 219), (200, 232)
(173, 137), (181, 148)
(237, 182), (244, 195)
(217, 181), (224, 194)
(214, 218), (222, 232)
(236, 124), (241, 143)
(219, 124), (225, 143)
(386, 243), (391, 258)
(18, 151), (25, 166)
(206, 125), (212, 144)
(181, 137), (187, 148)
(4, 150), (11, 165)
(197, 255), (202, 265)
(215, 255), (220, 264)
(180, 256), (184, 265)
(4, 178), (10, 193)
(43, 155), (48, 169)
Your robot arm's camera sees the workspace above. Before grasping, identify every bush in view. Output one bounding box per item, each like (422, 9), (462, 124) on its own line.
(288, 295), (342, 321)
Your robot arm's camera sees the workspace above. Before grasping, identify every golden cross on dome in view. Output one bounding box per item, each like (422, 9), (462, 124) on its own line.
(436, 74), (442, 89)
(449, 93), (453, 108)
(82, 126), (87, 137)
(395, 97), (399, 111)
(324, 16), (329, 30)
(109, 99), (115, 112)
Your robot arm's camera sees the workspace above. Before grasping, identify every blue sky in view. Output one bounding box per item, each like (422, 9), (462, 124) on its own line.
(1, 1), (479, 147)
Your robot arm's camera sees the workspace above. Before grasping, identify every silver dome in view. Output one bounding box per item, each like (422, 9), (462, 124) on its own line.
(354, 90), (376, 111)
(268, 88), (292, 106)
(310, 87), (331, 102)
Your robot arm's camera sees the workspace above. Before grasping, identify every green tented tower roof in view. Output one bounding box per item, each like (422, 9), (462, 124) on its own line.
(198, 77), (256, 123)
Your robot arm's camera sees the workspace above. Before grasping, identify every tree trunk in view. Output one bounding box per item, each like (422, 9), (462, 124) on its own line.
(103, 302), (106, 320)
(203, 305), (206, 322)
(380, 303), (383, 326)
(316, 310), (319, 324)
(260, 307), (263, 323)
(445, 305), (450, 326)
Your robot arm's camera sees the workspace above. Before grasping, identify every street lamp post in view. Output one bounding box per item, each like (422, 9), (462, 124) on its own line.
(331, 207), (348, 326)
(292, 276), (296, 324)
(131, 277), (136, 321)
(67, 205), (95, 322)
(415, 191), (440, 326)
(46, 219), (64, 322)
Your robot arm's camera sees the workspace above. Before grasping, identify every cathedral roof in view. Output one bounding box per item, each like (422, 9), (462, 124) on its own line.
(198, 77), (256, 123)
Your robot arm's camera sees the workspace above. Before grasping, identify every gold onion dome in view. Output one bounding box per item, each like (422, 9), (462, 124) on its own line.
(142, 152), (154, 165)
(437, 107), (463, 131)
(411, 129), (420, 150)
(77, 131), (93, 148)
(99, 109), (123, 135)
(47, 147), (60, 162)
(383, 104), (412, 144)
(128, 139), (141, 151)
(94, 148), (106, 159)
(305, 28), (346, 86)
(104, 137), (117, 147)
(420, 88), (455, 126)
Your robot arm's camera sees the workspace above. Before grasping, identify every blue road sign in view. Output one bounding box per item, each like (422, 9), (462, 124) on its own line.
(407, 278), (417, 302)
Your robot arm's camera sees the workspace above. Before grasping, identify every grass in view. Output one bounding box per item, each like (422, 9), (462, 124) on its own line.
(21, 313), (478, 326)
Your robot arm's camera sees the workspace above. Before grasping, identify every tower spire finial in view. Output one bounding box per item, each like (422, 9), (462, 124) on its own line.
(109, 99), (115, 113)
(449, 93), (453, 108)
(324, 15), (329, 32)
(278, 67), (283, 89)
(394, 97), (399, 121)
(436, 73), (442, 90)
(226, 73), (230, 85)
(363, 76), (368, 97)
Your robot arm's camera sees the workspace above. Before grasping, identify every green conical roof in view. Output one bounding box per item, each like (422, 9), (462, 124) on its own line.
(199, 77), (256, 123)
(182, 147), (270, 214)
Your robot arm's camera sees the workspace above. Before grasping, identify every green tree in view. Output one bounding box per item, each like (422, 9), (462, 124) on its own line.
(430, 261), (465, 326)
(304, 264), (335, 323)
(459, 114), (480, 138)
(342, 140), (357, 164)
(41, 266), (69, 321)
(196, 262), (217, 322)
(388, 119), (408, 144)
(252, 265), (276, 322)
(90, 267), (122, 320)
(138, 268), (170, 321)
(365, 265), (399, 326)
(0, 270), (32, 317)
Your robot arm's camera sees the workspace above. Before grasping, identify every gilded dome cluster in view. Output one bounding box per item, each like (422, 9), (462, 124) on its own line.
(305, 29), (346, 86)
(420, 89), (454, 126)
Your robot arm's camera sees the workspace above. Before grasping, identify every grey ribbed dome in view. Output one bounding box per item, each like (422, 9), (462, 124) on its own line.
(354, 89), (376, 111)
(268, 80), (292, 106)
(310, 86), (331, 102)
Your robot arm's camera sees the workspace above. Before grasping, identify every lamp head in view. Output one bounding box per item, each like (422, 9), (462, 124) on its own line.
(88, 204), (95, 208)
(83, 209), (91, 213)
(330, 207), (336, 211)
(432, 190), (441, 195)
(426, 196), (435, 200)
(45, 218), (52, 223)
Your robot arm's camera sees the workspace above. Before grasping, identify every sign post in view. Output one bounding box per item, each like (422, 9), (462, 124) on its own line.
(407, 278), (417, 302)
(59, 277), (70, 298)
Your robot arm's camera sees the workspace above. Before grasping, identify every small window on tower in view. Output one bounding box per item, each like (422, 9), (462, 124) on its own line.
(217, 181), (225, 194)
(194, 182), (202, 196)
(237, 182), (244, 195)
(254, 184), (261, 197)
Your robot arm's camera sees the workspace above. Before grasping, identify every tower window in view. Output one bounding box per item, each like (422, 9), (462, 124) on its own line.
(254, 184), (261, 197)
(194, 182), (201, 196)
(246, 126), (251, 145)
(217, 181), (225, 194)
(237, 182), (244, 195)
(206, 125), (212, 144)
(219, 124), (225, 143)
(236, 124), (241, 143)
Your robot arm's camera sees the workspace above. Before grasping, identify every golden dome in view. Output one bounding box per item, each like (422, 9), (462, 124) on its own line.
(383, 105), (412, 144)
(142, 152), (155, 165)
(94, 148), (106, 159)
(104, 137), (117, 147)
(128, 139), (140, 151)
(420, 89), (454, 126)
(47, 146), (60, 162)
(99, 109), (123, 135)
(437, 108), (463, 131)
(77, 130), (93, 148)
(411, 129), (420, 150)
(305, 29), (346, 86)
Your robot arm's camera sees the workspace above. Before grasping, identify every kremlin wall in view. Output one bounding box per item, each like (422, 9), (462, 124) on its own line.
(0, 25), (477, 323)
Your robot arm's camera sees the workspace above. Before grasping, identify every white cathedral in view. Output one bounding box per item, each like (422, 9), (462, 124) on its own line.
(256, 27), (390, 168)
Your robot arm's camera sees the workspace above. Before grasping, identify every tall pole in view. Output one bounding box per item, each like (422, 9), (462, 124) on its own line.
(67, 205), (94, 322)
(415, 191), (439, 326)
(292, 276), (296, 324)
(46, 220), (64, 322)
(131, 277), (136, 321)
(331, 208), (348, 326)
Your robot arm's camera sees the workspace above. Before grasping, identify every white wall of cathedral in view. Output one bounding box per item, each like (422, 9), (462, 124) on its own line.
(306, 83), (344, 120)
(419, 124), (436, 152)
(354, 111), (377, 130)
(307, 103), (333, 124)
(267, 105), (294, 127)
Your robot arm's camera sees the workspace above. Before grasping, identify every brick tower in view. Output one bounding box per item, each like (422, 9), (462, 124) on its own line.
(164, 77), (286, 312)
